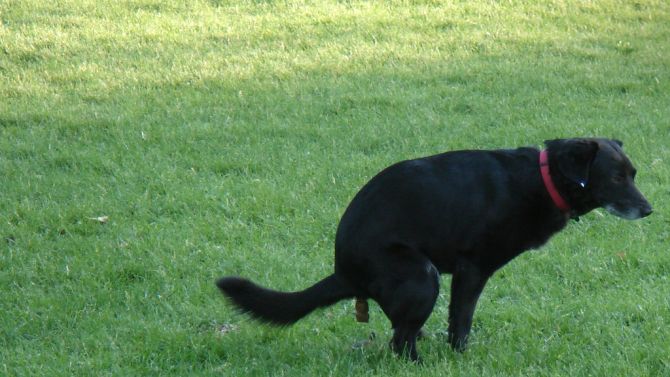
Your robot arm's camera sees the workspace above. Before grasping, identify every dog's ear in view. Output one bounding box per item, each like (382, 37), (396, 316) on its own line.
(610, 139), (623, 148)
(545, 139), (599, 187)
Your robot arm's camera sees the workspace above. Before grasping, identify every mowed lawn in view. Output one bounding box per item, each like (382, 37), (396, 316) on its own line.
(1, 0), (669, 375)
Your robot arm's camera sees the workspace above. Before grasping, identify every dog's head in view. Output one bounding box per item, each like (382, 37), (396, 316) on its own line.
(544, 138), (652, 220)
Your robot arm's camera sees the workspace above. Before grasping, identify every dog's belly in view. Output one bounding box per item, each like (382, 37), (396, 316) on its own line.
(336, 203), (567, 284)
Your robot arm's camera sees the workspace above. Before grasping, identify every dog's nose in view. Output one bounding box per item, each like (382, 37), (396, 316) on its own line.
(640, 204), (653, 218)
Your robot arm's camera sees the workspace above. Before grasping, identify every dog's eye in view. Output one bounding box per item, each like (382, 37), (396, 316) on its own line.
(612, 173), (626, 183)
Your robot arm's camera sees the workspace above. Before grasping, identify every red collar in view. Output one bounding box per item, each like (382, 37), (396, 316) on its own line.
(539, 150), (570, 212)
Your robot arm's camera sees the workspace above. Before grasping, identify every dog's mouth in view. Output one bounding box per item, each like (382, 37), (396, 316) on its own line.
(604, 203), (653, 220)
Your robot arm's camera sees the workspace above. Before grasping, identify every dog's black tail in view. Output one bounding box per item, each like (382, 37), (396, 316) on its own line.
(216, 274), (355, 325)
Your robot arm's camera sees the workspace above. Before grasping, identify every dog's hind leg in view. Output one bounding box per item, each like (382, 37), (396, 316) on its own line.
(371, 247), (440, 362)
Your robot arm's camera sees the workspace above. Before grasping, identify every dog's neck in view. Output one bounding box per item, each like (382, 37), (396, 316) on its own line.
(541, 149), (599, 220)
(539, 150), (570, 213)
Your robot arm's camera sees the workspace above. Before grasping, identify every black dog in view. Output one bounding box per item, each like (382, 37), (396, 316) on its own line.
(217, 138), (652, 361)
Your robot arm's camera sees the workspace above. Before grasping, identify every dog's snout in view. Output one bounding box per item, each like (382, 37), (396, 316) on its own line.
(640, 204), (653, 218)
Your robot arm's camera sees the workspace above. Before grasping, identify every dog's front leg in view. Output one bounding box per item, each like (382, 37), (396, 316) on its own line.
(447, 260), (489, 352)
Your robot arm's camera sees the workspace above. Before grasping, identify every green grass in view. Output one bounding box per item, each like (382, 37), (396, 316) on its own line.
(1, 0), (669, 375)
